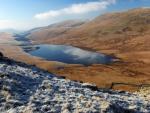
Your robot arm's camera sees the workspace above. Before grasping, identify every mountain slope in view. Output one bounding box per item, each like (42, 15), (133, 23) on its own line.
(27, 20), (86, 43)
(27, 8), (150, 54)
(0, 55), (150, 113)
(18, 8), (150, 91)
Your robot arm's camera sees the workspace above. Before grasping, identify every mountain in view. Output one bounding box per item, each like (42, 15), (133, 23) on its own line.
(19, 8), (150, 91)
(0, 29), (21, 34)
(0, 53), (150, 112)
(26, 20), (86, 42)
(27, 8), (150, 53)
(7, 8), (149, 92)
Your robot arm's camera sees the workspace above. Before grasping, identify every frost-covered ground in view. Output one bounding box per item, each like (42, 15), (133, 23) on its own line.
(0, 57), (150, 113)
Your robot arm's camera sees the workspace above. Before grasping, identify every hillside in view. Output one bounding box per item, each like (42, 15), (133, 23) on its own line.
(0, 54), (150, 113)
(12, 8), (149, 91)
(27, 20), (86, 43)
(27, 8), (150, 53)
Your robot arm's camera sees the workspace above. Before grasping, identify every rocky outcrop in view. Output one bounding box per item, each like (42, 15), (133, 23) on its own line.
(0, 52), (4, 58)
(135, 87), (150, 102)
(0, 55), (150, 113)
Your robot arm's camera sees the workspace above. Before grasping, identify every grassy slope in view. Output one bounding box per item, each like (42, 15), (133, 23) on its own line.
(27, 20), (86, 43)
(29, 8), (150, 52)
(1, 8), (150, 91)
(26, 8), (150, 91)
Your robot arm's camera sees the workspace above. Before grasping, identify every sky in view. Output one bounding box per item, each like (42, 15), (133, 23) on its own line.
(0, 0), (149, 30)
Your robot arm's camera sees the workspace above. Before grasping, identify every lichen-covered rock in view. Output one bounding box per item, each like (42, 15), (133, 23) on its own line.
(0, 58), (150, 113)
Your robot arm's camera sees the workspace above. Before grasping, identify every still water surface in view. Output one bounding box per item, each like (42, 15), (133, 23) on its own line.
(23, 44), (115, 65)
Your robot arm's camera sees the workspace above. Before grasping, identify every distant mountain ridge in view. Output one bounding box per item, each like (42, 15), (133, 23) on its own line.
(25, 8), (150, 53)
(25, 20), (87, 42)
(0, 29), (21, 34)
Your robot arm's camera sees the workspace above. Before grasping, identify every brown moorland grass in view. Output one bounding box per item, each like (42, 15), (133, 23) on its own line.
(0, 8), (150, 92)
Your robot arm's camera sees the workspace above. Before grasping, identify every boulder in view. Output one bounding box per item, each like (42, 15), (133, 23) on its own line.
(0, 52), (4, 58)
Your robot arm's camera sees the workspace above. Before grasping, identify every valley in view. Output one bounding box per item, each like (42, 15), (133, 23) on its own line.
(1, 0), (150, 112)
(0, 8), (150, 92)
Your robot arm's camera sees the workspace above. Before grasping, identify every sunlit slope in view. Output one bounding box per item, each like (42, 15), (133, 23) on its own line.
(28, 8), (150, 54)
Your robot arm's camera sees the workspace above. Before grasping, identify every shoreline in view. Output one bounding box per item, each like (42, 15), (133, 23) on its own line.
(0, 35), (150, 92)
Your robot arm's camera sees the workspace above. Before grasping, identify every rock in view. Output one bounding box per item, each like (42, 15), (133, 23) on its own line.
(0, 52), (4, 58)
(58, 76), (66, 79)
(0, 58), (149, 113)
(100, 100), (111, 112)
(82, 83), (99, 91)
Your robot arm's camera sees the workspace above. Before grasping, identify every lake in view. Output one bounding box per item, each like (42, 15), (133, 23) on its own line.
(22, 44), (115, 65)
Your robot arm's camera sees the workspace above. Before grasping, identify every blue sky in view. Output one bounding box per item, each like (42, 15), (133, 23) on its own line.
(0, 0), (149, 30)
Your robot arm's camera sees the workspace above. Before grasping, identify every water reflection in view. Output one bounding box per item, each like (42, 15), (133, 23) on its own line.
(23, 44), (114, 65)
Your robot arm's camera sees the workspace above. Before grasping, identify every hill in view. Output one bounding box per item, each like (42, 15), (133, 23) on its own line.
(0, 29), (20, 34)
(0, 54), (150, 113)
(6, 8), (149, 91)
(27, 8), (150, 53)
(26, 20), (86, 43)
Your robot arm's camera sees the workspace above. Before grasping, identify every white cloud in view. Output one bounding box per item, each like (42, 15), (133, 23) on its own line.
(0, 0), (116, 30)
(64, 47), (105, 60)
(35, 0), (116, 20)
